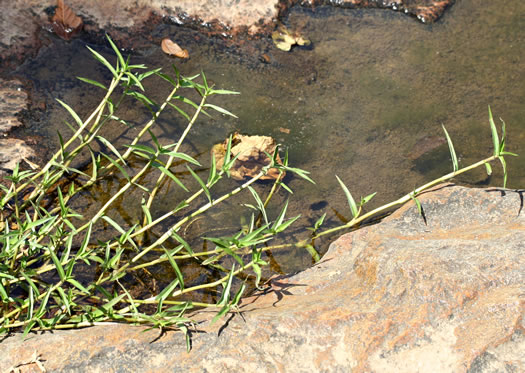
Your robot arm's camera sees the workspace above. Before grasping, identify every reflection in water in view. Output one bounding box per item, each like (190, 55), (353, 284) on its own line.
(12, 0), (525, 279)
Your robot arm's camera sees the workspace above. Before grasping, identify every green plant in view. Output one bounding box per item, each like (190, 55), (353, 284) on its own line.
(0, 36), (310, 349)
(0, 35), (517, 351)
(312, 107), (517, 240)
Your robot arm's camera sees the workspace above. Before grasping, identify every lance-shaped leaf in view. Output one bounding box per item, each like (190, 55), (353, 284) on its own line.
(442, 125), (458, 172)
(335, 175), (358, 218)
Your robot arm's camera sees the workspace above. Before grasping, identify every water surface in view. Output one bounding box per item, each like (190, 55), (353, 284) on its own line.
(13, 0), (525, 276)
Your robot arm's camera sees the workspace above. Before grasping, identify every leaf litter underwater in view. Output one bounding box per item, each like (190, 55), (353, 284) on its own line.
(10, 1), (525, 301)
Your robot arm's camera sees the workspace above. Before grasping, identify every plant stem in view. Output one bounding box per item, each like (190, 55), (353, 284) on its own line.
(313, 155), (498, 240)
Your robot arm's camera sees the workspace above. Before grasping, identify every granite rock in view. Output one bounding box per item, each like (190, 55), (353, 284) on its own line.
(1, 184), (523, 372)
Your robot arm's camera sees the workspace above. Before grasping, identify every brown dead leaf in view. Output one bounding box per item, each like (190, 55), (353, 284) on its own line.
(161, 38), (189, 59)
(51, 0), (83, 40)
(211, 133), (284, 181)
(272, 24), (310, 52)
(278, 127), (290, 134)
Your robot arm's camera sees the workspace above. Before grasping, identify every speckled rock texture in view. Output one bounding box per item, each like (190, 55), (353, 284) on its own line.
(1, 184), (523, 372)
(0, 78), (36, 173)
(0, 78), (26, 133)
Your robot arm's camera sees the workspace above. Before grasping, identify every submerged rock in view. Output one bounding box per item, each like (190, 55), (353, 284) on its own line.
(0, 79), (27, 133)
(0, 78), (37, 173)
(1, 184), (523, 372)
(290, 0), (455, 23)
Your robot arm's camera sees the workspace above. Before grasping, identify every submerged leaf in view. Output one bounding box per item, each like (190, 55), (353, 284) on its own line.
(211, 133), (284, 181)
(51, 0), (83, 41)
(161, 38), (189, 59)
(272, 25), (311, 52)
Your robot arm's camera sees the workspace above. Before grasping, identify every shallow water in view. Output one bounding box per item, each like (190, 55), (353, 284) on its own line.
(12, 0), (525, 276)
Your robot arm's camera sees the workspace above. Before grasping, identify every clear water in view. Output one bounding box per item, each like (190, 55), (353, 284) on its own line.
(12, 0), (525, 277)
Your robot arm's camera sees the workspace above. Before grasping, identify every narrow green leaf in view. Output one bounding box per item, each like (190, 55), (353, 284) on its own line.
(187, 166), (211, 203)
(167, 102), (191, 121)
(57, 187), (67, 216)
(56, 286), (71, 314)
(442, 125), (458, 172)
(163, 248), (184, 290)
(488, 106), (500, 156)
(96, 136), (126, 165)
(211, 304), (231, 325)
(231, 282), (246, 307)
(156, 72), (178, 87)
(141, 197), (152, 225)
(314, 213), (326, 231)
(201, 71), (209, 90)
(335, 175), (358, 218)
(271, 199), (289, 231)
(279, 181), (294, 194)
(248, 186), (268, 225)
(485, 162), (492, 176)
(127, 144), (157, 155)
(77, 77), (107, 90)
(97, 293), (126, 317)
(274, 215), (300, 233)
(56, 99), (83, 128)
(252, 262), (262, 289)
(152, 163), (188, 192)
(106, 34), (126, 70)
(207, 152), (219, 187)
(217, 265), (235, 306)
(410, 192), (423, 216)
(360, 192), (377, 206)
(126, 91), (157, 107)
(101, 216), (126, 235)
(171, 232), (194, 255)
(156, 278), (180, 303)
(285, 166), (315, 184)
(48, 247), (66, 281)
(499, 155), (508, 188)
(67, 278), (90, 294)
(203, 104), (238, 118)
(209, 89), (240, 95)
(172, 95), (200, 111)
(78, 222), (93, 257)
(101, 153), (130, 181)
(161, 151), (201, 166)
(0, 281), (9, 301)
(20, 272), (40, 298)
(87, 46), (118, 78)
(126, 72), (145, 91)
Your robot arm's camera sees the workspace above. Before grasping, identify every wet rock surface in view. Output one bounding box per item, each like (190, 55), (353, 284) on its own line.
(0, 0), (456, 171)
(292, 0), (455, 23)
(0, 78), (36, 174)
(1, 184), (523, 372)
(0, 79), (27, 133)
(0, 0), (454, 66)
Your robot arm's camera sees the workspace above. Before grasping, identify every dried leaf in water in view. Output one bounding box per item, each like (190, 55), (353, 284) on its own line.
(51, 0), (83, 40)
(212, 133), (284, 181)
(272, 25), (310, 52)
(161, 38), (189, 59)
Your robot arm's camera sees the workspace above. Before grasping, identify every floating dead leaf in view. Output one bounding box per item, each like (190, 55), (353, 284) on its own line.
(278, 127), (290, 134)
(51, 0), (83, 41)
(212, 133), (284, 181)
(161, 38), (189, 59)
(272, 25), (310, 52)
